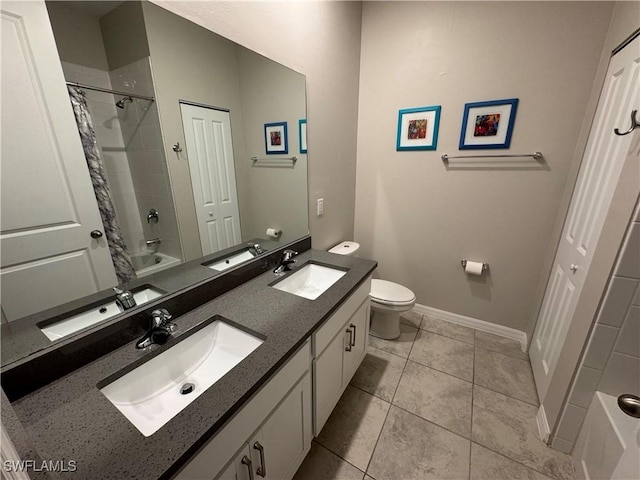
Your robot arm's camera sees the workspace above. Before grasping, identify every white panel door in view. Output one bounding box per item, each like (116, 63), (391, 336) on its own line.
(180, 103), (242, 256)
(530, 37), (640, 399)
(0, 1), (117, 322)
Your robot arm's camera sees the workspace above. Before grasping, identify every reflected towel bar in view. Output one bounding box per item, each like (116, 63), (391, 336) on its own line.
(251, 156), (297, 163)
(441, 152), (542, 161)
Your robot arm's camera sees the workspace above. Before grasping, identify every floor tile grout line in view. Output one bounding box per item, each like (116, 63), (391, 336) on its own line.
(402, 358), (474, 386)
(471, 384), (574, 480)
(475, 344), (531, 364)
(310, 439), (367, 476)
(407, 352), (473, 383)
(472, 381), (540, 408)
(419, 318), (476, 346)
(469, 329), (477, 480)
(366, 343), (411, 362)
(349, 382), (394, 405)
(363, 316), (419, 476)
(389, 402), (473, 443)
(469, 440), (562, 480)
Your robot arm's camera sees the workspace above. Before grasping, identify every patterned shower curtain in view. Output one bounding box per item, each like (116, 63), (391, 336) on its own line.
(67, 86), (136, 284)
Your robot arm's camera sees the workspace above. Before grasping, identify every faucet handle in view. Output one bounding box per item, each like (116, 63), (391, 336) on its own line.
(282, 249), (298, 261)
(151, 308), (172, 326)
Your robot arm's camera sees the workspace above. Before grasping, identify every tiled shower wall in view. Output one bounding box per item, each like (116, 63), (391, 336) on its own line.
(110, 58), (181, 261)
(61, 61), (145, 257)
(551, 199), (640, 454)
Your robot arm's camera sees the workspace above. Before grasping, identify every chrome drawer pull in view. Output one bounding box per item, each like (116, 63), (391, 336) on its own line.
(253, 441), (267, 477)
(241, 455), (255, 480)
(345, 328), (353, 351)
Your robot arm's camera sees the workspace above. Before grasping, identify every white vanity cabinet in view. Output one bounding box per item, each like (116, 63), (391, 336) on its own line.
(312, 277), (371, 435)
(176, 342), (312, 480)
(176, 276), (372, 480)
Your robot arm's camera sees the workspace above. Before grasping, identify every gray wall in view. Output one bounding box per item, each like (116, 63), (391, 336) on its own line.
(100, 1), (150, 70)
(552, 200), (640, 454)
(354, 1), (613, 332)
(45, 1), (110, 70)
(141, 1), (249, 261)
(237, 49), (308, 245)
(150, 0), (363, 252)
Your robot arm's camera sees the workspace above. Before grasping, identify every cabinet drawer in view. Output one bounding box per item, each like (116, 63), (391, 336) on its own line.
(313, 277), (371, 356)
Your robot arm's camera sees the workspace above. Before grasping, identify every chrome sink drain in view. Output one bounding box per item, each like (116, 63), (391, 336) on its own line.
(180, 383), (195, 395)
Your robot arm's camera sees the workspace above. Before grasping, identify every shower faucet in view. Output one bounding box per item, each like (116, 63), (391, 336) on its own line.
(147, 209), (159, 224)
(146, 238), (162, 247)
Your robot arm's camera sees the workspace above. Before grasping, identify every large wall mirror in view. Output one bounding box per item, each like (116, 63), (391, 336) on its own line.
(0, 0), (308, 363)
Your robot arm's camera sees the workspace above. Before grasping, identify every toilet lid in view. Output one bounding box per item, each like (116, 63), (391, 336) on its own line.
(370, 279), (415, 306)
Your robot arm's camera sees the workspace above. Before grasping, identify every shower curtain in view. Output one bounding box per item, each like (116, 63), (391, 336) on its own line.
(67, 86), (137, 284)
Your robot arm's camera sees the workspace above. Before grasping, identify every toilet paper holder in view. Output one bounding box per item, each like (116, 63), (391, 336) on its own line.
(461, 260), (489, 272)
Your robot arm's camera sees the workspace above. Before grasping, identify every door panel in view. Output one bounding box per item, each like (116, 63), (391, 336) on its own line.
(251, 373), (312, 480)
(314, 333), (345, 435)
(343, 299), (370, 382)
(1, 1), (116, 321)
(530, 38), (640, 399)
(180, 103), (242, 256)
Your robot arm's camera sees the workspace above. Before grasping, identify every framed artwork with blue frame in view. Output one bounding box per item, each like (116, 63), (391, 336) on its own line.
(299, 119), (307, 154)
(264, 121), (288, 154)
(459, 98), (518, 150)
(396, 105), (441, 151)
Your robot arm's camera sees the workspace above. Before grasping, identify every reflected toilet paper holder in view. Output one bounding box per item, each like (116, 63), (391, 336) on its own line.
(461, 260), (489, 272)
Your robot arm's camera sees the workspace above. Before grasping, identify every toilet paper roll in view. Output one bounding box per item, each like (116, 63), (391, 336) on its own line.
(266, 228), (282, 238)
(464, 261), (484, 275)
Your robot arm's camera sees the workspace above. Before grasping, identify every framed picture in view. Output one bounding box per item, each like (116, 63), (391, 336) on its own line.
(396, 106), (441, 151)
(264, 122), (288, 154)
(459, 98), (518, 150)
(299, 119), (307, 154)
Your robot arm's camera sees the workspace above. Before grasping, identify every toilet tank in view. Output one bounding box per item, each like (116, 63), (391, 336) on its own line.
(329, 241), (360, 257)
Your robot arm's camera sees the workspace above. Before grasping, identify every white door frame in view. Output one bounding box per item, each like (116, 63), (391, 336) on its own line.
(530, 33), (640, 404)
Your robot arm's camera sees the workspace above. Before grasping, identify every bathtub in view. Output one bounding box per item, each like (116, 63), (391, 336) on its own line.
(573, 392), (640, 480)
(131, 251), (181, 278)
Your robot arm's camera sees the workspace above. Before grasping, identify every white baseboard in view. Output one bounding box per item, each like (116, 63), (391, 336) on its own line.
(412, 303), (528, 352)
(536, 404), (551, 444)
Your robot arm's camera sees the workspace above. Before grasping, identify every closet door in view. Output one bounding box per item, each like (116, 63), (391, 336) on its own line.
(0, 1), (117, 322)
(530, 36), (640, 400)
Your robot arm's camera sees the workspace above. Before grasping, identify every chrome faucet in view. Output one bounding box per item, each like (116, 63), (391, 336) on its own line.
(146, 237), (162, 248)
(273, 249), (298, 274)
(136, 308), (177, 349)
(113, 287), (136, 311)
(248, 242), (264, 256)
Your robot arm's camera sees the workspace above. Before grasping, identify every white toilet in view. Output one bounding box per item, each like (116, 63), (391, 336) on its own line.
(328, 241), (416, 340)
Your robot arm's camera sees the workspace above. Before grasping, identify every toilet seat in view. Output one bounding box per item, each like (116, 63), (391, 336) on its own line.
(370, 279), (415, 307)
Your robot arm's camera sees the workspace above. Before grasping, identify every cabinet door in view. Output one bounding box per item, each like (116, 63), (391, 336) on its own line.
(216, 444), (252, 480)
(343, 299), (370, 382)
(314, 329), (346, 435)
(250, 372), (312, 480)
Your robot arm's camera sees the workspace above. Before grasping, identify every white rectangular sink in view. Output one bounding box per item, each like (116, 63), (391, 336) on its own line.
(272, 263), (347, 300)
(100, 318), (263, 437)
(39, 287), (164, 341)
(206, 250), (255, 271)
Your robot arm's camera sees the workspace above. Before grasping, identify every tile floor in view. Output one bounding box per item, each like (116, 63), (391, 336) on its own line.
(293, 311), (576, 480)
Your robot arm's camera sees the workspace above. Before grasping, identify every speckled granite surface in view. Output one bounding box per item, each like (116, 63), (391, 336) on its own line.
(6, 250), (376, 480)
(1, 238), (280, 368)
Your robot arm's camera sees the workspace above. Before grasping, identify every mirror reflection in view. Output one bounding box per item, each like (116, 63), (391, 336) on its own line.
(0, 0), (308, 352)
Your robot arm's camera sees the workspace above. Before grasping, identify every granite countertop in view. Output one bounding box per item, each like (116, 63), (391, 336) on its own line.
(7, 249), (377, 480)
(1, 238), (279, 368)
